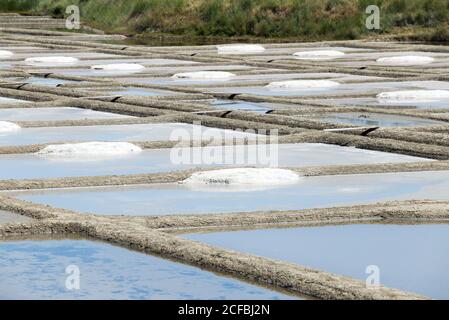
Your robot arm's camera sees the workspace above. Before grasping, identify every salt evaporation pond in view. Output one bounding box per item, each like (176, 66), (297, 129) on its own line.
(310, 97), (449, 109)
(205, 80), (449, 97)
(0, 143), (428, 179)
(0, 238), (295, 300)
(2, 76), (72, 87)
(317, 113), (444, 127)
(212, 100), (271, 113)
(0, 107), (134, 121)
(0, 123), (256, 146)
(125, 72), (385, 87)
(0, 97), (27, 104)
(22, 76), (74, 87)
(10, 170), (449, 216)
(184, 224), (449, 299)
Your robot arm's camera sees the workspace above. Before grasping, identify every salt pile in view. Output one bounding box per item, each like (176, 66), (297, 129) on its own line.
(377, 90), (449, 103)
(24, 56), (79, 66)
(0, 121), (20, 133)
(265, 80), (340, 90)
(217, 44), (266, 55)
(172, 71), (236, 80)
(376, 56), (434, 66)
(293, 50), (345, 60)
(91, 63), (145, 72)
(0, 50), (14, 58)
(182, 168), (301, 186)
(36, 142), (142, 159)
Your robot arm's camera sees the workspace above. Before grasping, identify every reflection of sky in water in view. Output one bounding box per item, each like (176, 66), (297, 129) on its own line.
(12, 171), (449, 216)
(0, 107), (133, 122)
(204, 81), (449, 97)
(0, 97), (27, 104)
(184, 224), (449, 299)
(212, 100), (270, 113)
(0, 123), (257, 146)
(0, 239), (295, 300)
(27, 77), (74, 87)
(122, 72), (361, 86)
(319, 113), (444, 127)
(313, 97), (449, 109)
(0, 143), (426, 179)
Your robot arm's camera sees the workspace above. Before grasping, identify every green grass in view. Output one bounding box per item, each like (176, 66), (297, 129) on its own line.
(1, 0), (448, 41)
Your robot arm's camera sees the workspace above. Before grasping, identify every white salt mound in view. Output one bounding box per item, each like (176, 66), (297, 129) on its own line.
(265, 80), (340, 90)
(0, 50), (14, 58)
(91, 63), (145, 72)
(172, 71), (236, 80)
(377, 90), (449, 103)
(217, 44), (265, 55)
(25, 56), (79, 65)
(37, 142), (142, 157)
(182, 168), (301, 186)
(0, 121), (20, 133)
(293, 50), (345, 60)
(376, 56), (434, 66)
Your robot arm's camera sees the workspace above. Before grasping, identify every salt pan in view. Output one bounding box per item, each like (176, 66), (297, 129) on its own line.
(36, 142), (142, 160)
(265, 80), (340, 90)
(24, 56), (79, 66)
(172, 71), (236, 80)
(377, 90), (449, 103)
(293, 50), (345, 60)
(376, 56), (434, 66)
(217, 44), (266, 55)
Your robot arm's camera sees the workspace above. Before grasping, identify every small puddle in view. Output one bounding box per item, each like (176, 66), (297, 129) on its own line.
(0, 238), (297, 299)
(183, 223), (449, 299)
(10, 170), (448, 216)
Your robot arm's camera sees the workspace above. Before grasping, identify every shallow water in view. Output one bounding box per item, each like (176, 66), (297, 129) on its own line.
(0, 123), (257, 146)
(212, 100), (271, 113)
(312, 97), (449, 109)
(0, 107), (134, 121)
(11, 170), (449, 216)
(184, 224), (449, 299)
(0, 239), (296, 300)
(0, 143), (428, 179)
(205, 80), (449, 97)
(2, 76), (72, 87)
(318, 112), (444, 127)
(0, 97), (27, 104)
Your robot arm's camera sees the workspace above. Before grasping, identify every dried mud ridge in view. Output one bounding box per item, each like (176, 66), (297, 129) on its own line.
(2, 14), (449, 299)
